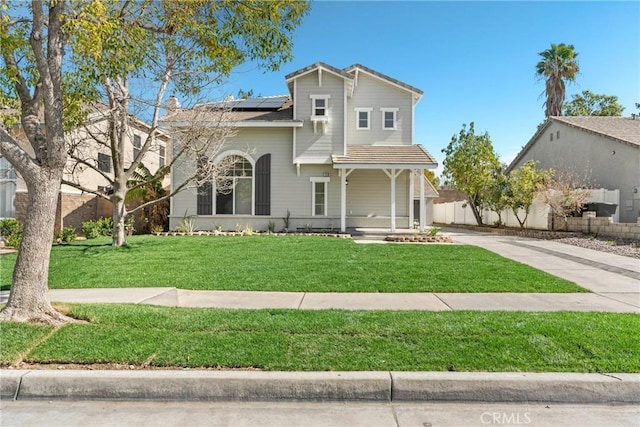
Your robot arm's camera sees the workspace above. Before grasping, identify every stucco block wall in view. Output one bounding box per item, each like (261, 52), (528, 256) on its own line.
(14, 191), (113, 235)
(566, 217), (640, 240)
(58, 193), (113, 234)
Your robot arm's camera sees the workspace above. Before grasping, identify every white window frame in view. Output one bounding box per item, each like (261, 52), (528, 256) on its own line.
(211, 151), (255, 216)
(380, 108), (399, 130)
(310, 95), (330, 119)
(133, 134), (141, 160)
(0, 157), (17, 218)
(159, 145), (165, 168)
(310, 177), (330, 217)
(355, 108), (372, 130)
(97, 152), (112, 173)
(309, 95), (331, 134)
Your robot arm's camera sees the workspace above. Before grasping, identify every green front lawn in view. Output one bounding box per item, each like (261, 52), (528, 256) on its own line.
(2, 305), (638, 372)
(0, 235), (583, 293)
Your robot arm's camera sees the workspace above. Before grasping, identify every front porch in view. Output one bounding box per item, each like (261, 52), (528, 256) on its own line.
(332, 145), (438, 233)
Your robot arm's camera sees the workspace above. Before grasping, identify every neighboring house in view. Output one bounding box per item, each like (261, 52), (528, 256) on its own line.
(165, 62), (438, 232)
(0, 107), (169, 233)
(0, 155), (17, 219)
(507, 116), (640, 223)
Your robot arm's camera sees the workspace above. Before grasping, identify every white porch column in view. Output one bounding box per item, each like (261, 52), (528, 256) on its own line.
(419, 169), (426, 232)
(340, 169), (353, 233)
(383, 168), (402, 232)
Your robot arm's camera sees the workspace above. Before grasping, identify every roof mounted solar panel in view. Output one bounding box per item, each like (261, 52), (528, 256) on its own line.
(230, 96), (288, 111)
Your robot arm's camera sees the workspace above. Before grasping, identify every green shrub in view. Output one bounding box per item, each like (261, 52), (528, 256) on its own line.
(82, 217), (113, 239)
(96, 217), (114, 236)
(0, 218), (21, 237)
(6, 230), (22, 248)
(428, 226), (441, 236)
(59, 226), (77, 243)
(1, 219), (22, 248)
(82, 220), (100, 239)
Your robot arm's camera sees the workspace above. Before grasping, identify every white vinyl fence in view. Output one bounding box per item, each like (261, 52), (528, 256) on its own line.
(433, 189), (620, 229)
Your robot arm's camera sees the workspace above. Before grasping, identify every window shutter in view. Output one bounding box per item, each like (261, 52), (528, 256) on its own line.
(255, 154), (271, 215)
(197, 182), (212, 215)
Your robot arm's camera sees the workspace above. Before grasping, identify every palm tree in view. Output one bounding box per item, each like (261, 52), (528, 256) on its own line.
(126, 163), (170, 233)
(536, 43), (579, 117)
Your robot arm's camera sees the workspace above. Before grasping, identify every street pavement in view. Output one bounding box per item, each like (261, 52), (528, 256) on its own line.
(2, 400), (639, 427)
(0, 228), (638, 426)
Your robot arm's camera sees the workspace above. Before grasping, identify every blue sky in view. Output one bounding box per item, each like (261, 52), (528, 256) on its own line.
(218, 0), (639, 176)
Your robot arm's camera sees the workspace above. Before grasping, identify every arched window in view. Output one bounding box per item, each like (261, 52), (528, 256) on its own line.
(216, 155), (253, 215)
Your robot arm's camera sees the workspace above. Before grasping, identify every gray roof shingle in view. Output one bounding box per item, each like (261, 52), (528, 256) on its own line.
(284, 62), (354, 81)
(162, 96), (295, 123)
(507, 115), (640, 172)
(344, 64), (423, 96)
(551, 116), (640, 146)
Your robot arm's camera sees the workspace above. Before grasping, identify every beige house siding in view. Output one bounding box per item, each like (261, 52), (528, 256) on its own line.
(346, 169), (409, 217)
(294, 71), (345, 163)
(511, 121), (640, 223)
(62, 118), (169, 194)
(169, 128), (414, 231)
(346, 73), (413, 146)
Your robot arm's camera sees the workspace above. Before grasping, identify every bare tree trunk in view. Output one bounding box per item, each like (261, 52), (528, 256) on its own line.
(468, 196), (484, 226)
(111, 181), (128, 247)
(0, 170), (74, 324)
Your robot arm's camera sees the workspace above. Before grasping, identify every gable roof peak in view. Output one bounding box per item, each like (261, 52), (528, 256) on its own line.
(284, 62), (354, 82)
(343, 63), (424, 97)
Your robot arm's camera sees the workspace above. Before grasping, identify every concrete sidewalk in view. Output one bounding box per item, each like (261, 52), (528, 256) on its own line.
(11, 287), (632, 312)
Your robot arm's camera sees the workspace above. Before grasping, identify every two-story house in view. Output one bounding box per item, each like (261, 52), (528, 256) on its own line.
(165, 62), (438, 233)
(1, 105), (169, 233)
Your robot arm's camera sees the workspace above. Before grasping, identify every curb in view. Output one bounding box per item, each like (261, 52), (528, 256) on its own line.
(2, 370), (639, 403)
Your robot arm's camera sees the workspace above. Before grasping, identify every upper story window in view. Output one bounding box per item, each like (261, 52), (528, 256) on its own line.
(310, 95), (330, 118)
(0, 157), (17, 218)
(133, 134), (142, 159)
(0, 157), (16, 181)
(98, 152), (112, 173)
(314, 98), (326, 116)
(355, 108), (372, 130)
(381, 108), (398, 130)
(310, 95), (331, 134)
(159, 145), (166, 168)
